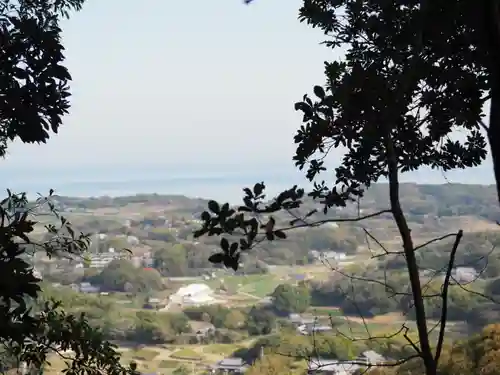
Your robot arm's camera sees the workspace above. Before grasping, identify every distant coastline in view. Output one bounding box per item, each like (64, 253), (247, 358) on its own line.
(0, 162), (495, 204)
(0, 175), (305, 204)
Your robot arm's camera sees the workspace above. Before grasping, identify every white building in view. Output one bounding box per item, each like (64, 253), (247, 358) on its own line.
(126, 235), (139, 245)
(307, 351), (385, 374)
(360, 350), (386, 365)
(452, 267), (478, 283)
(88, 251), (121, 268)
(169, 283), (215, 306)
(306, 359), (360, 375)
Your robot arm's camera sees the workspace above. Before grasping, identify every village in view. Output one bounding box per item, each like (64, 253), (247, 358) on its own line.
(32, 218), (392, 375)
(27, 192), (496, 375)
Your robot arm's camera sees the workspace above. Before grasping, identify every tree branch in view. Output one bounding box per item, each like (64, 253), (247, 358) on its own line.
(434, 230), (463, 364)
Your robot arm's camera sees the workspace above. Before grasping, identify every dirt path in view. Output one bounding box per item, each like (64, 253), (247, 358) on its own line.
(237, 291), (260, 300)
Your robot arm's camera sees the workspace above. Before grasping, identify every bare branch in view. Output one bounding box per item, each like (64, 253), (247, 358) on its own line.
(278, 209), (392, 232)
(414, 232), (460, 252)
(434, 230), (463, 364)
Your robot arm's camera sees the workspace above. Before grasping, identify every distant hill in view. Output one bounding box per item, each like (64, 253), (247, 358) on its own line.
(362, 183), (499, 221)
(50, 183), (500, 221)
(51, 193), (209, 213)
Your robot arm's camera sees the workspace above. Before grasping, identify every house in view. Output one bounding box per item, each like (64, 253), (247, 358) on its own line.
(359, 350), (385, 365)
(143, 297), (166, 310)
(307, 359), (360, 375)
(308, 251), (347, 262)
(88, 251), (122, 268)
(291, 274), (308, 285)
(321, 251), (347, 261)
(196, 325), (215, 337)
(126, 235), (139, 245)
(309, 250), (321, 260)
(259, 296), (274, 305)
(298, 323), (333, 335)
(211, 357), (248, 374)
(79, 282), (100, 294)
(169, 283), (215, 306)
(188, 321), (216, 343)
(452, 267), (478, 283)
(289, 313), (317, 327)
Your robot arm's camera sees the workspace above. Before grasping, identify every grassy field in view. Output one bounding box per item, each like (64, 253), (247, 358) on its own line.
(41, 312), (465, 375)
(171, 348), (204, 361)
(204, 273), (283, 298)
(203, 264), (337, 299)
(43, 339), (258, 375)
(238, 275), (283, 297)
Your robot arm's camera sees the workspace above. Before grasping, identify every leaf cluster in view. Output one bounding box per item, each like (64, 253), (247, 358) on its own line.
(0, 0), (85, 154)
(0, 191), (137, 375)
(194, 183), (307, 269)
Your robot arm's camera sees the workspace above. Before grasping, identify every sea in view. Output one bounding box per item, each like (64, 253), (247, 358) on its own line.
(0, 166), (311, 204)
(0, 162), (494, 204)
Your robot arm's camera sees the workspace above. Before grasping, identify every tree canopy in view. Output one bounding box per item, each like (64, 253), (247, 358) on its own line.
(89, 259), (164, 293)
(0, 0), (137, 373)
(0, 0), (84, 153)
(271, 283), (311, 315)
(244, 0), (500, 204)
(195, 2), (500, 375)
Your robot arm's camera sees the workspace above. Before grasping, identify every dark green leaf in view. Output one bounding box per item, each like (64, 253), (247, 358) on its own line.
(230, 242), (239, 256)
(220, 237), (230, 252)
(208, 200), (220, 214)
(253, 182), (265, 196)
(274, 230), (287, 239)
(313, 85), (325, 99)
(208, 253), (225, 264)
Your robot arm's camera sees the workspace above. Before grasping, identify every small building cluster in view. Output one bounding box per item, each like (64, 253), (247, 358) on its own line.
(307, 351), (386, 375)
(288, 313), (334, 335)
(210, 357), (248, 374)
(86, 250), (122, 268)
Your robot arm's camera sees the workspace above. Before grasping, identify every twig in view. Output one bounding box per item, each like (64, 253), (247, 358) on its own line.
(434, 230), (463, 364)
(278, 209), (392, 232)
(414, 232), (459, 252)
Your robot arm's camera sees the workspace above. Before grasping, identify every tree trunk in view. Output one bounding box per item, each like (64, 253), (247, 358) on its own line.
(485, 0), (500, 206)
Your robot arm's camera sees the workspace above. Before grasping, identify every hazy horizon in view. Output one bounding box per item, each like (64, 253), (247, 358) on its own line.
(0, 0), (495, 198)
(1, 162), (495, 204)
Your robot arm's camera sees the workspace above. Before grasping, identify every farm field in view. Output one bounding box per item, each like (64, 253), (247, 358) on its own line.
(44, 340), (259, 375)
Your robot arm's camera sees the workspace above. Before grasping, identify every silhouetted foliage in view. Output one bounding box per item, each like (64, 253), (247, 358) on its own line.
(0, 0), (85, 154)
(0, 192), (137, 374)
(0, 0), (139, 373)
(195, 2), (500, 375)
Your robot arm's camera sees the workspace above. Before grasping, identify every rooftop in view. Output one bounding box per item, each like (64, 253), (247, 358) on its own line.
(307, 358), (361, 373)
(214, 357), (247, 369)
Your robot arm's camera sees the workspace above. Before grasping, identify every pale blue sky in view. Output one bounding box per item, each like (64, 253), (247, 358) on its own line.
(1, 0), (495, 189)
(4, 0), (333, 173)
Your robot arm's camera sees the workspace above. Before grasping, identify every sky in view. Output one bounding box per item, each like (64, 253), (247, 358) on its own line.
(4, 0), (332, 174)
(0, 0), (496, 190)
